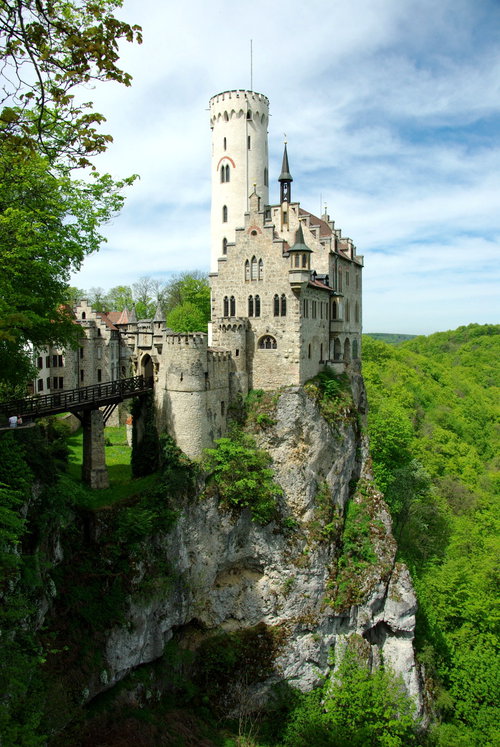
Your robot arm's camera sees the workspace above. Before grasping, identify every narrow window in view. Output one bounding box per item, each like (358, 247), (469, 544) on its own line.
(251, 256), (257, 280)
(45, 355), (50, 367)
(53, 377), (58, 389)
(346, 271), (350, 287)
(97, 328), (102, 337)
(274, 294), (280, 316)
(79, 347), (84, 359)
(355, 302), (359, 323)
(223, 136), (227, 150)
(247, 110), (252, 120)
(338, 270), (342, 291)
(80, 370), (84, 383)
(225, 164), (230, 182)
(281, 294), (287, 316)
(334, 338), (341, 360)
(222, 205), (228, 222)
(255, 295), (261, 317)
(245, 259), (250, 281)
(264, 167), (268, 187)
(46, 377), (50, 389)
(37, 356), (42, 369)
(258, 258), (263, 280)
(97, 369), (102, 382)
(222, 238), (228, 255)
(247, 135), (251, 149)
(346, 300), (350, 322)
(221, 401), (225, 416)
(220, 165), (225, 183)
(308, 344), (311, 359)
(53, 354), (57, 367)
(320, 344), (323, 363)
(302, 253), (307, 268)
(235, 349), (239, 357)
(59, 377), (63, 389)
(58, 354), (63, 366)
(37, 379), (43, 392)
(248, 295), (254, 317)
(223, 296), (229, 316)
(294, 254), (300, 268)
(332, 300), (337, 319)
(81, 312), (86, 320)
(230, 296), (236, 316)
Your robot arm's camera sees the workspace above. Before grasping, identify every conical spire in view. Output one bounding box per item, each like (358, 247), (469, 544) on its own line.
(290, 224), (311, 253)
(153, 303), (165, 323)
(278, 143), (293, 183)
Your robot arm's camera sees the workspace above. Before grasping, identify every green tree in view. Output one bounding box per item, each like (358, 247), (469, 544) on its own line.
(106, 284), (134, 312)
(165, 272), (211, 332)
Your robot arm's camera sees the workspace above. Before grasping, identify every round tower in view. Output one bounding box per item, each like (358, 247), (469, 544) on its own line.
(209, 90), (269, 271)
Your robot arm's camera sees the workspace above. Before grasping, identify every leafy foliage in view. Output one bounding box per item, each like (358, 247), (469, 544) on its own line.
(304, 370), (357, 427)
(363, 324), (500, 742)
(282, 644), (418, 746)
(203, 432), (282, 524)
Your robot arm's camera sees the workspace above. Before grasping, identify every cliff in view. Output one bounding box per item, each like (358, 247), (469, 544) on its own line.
(97, 375), (422, 716)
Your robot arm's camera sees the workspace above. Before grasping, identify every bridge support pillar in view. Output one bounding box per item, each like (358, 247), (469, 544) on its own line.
(82, 410), (109, 489)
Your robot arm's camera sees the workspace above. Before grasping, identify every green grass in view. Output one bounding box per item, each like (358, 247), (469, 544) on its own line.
(66, 425), (158, 510)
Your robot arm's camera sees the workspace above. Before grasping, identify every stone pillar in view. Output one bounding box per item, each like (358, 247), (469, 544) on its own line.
(82, 409), (109, 489)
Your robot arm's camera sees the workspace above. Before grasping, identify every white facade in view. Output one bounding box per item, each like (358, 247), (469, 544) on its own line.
(210, 90), (270, 271)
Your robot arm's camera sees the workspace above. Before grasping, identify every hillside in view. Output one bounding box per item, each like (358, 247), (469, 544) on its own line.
(364, 332), (417, 345)
(362, 324), (500, 745)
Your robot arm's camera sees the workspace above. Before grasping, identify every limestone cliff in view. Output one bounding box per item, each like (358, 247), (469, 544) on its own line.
(99, 376), (423, 715)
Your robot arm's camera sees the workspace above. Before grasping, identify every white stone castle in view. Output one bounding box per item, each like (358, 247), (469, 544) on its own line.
(35, 89), (363, 459)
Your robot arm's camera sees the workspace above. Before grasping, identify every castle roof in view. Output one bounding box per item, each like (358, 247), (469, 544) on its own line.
(278, 143), (293, 182)
(299, 208), (332, 238)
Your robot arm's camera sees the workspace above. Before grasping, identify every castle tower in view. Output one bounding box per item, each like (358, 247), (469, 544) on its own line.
(209, 90), (270, 271)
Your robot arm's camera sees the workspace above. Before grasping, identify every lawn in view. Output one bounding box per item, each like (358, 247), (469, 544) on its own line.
(66, 425), (158, 509)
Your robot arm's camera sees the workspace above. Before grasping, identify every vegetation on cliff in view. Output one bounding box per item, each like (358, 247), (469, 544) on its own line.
(363, 323), (499, 746)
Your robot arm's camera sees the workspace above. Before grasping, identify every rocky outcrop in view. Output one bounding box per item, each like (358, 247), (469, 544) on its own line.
(102, 381), (423, 715)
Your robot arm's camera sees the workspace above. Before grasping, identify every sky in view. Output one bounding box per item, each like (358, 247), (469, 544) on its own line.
(71, 0), (500, 335)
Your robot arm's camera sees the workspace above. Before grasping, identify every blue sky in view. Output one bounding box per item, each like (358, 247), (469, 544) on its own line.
(71, 0), (500, 334)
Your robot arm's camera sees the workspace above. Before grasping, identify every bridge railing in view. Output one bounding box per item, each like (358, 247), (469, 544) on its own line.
(0, 375), (153, 419)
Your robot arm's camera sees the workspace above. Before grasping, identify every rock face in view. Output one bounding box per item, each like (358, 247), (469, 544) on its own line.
(104, 381), (423, 714)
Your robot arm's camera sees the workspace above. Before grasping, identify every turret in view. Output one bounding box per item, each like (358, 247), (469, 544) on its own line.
(209, 90), (270, 271)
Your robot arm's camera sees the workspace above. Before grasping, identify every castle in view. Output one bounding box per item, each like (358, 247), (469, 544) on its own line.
(35, 90), (363, 459)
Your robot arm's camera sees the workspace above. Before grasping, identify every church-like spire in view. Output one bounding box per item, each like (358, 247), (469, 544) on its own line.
(278, 142), (293, 203)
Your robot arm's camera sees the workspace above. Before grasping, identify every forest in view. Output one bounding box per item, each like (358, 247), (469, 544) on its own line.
(0, 323), (498, 745)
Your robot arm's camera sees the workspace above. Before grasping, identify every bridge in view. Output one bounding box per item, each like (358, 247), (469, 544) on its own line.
(0, 376), (154, 489)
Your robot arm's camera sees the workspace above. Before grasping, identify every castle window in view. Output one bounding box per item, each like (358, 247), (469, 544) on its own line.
(225, 164), (230, 182)
(264, 167), (268, 187)
(258, 259), (263, 280)
(46, 377), (50, 389)
(281, 294), (287, 316)
(248, 295), (254, 317)
(80, 370), (84, 383)
(247, 135), (251, 149)
(302, 253), (307, 268)
(247, 110), (252, 120)
(303, 299), (308, 318)
(345, 300), (350, 322)
(97, 369), (102, 383)
(312, 301), (317, 319)
(251, 256), (257, 281)
(230, 296), (236, 316)
(258, 335), (277, 349)
(223, 137), (227, 151)
(222, 205), (228, 222)
(81, 311), (86, 320)
(37, 378), (43, 391)
(308, 344), (311, 359)
(224, 111), (229, 121)
(355, 302), (359, 323)
(346, 271), (350, 287)
(220, 165), (225, 183)
(320, 344), (323, 363)
(37, 356), (42, 369)
(333, 338), (341, 361)
(235, 349), (239, 357)
(254, 295), (261, 317)
(344, 338), (351, 361)
(245, 259), (250, 281)
(294, 254), (300, 268)
(338, 269), (342, 291)
(353, 339), (359, 359)
(221, 401), (225, 416)
(222, 238), (228, 255)
(274, 294), (279, 316)
(223, 296), (229, 316)
(331, 299), (337, 319)
(79, 347), (84, 359)
(45, 355), (50, 366)
(97, 328), (101, 337)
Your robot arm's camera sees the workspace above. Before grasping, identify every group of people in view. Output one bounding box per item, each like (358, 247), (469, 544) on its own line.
(8, 415), (23, 428)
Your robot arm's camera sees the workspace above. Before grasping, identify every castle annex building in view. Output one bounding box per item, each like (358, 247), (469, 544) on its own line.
(35, 89), (363, 460)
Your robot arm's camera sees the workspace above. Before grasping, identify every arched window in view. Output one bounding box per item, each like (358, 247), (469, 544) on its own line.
(355, 302), (359, 323)
(81, 311), (86, 320)
(223, 296), (229, 316)
(294, 254), (300, 268)
(251, 256), (257, 281)
(334, 338), (341, 361)
(258, 335), (277, 349)
(352, 339), (359, 359)
(247, 135), (251, 149)
(255, 295), (260, 317)
(244, 259), (250, 281)
(331, 300), (337, 319)
(248, 295), (254, 317)
(308, 344), (311, 359)
(225, 164), (230, 182)
(220, 165), (225, 183)
(222, 205), (228, 222)
(230, 296), (236, 316)
(281, 294), (287, 316)
(273, 294), (280, 316)
(344, 338), (351, 361)
(223, 137), (227, 150)
(258, 258), (263, 280)
(264, 167), (268, 187)
(247, 110), (252, 120)
(302, 253), (307, 268)
(345, 300), (350, 322)
(222, 238), (228, 255)
(224, 111), (229, 122)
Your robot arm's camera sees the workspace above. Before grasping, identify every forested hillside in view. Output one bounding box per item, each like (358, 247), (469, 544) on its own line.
(362, 324), (499, 745)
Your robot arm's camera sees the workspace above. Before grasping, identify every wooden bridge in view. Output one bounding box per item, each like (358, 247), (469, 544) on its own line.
(0, 376), (154, 489)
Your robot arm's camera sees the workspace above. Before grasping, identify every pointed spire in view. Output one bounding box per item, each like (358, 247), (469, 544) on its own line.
(290, 224), (312, 253)
(279, 143), (293, 183)
(153, 303), (165, 323)
(128, 307), (137, 323)
(279, 142), (293, 204)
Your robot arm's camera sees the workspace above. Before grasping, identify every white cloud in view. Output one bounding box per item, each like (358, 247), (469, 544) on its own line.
(71, 0), (500, 334)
